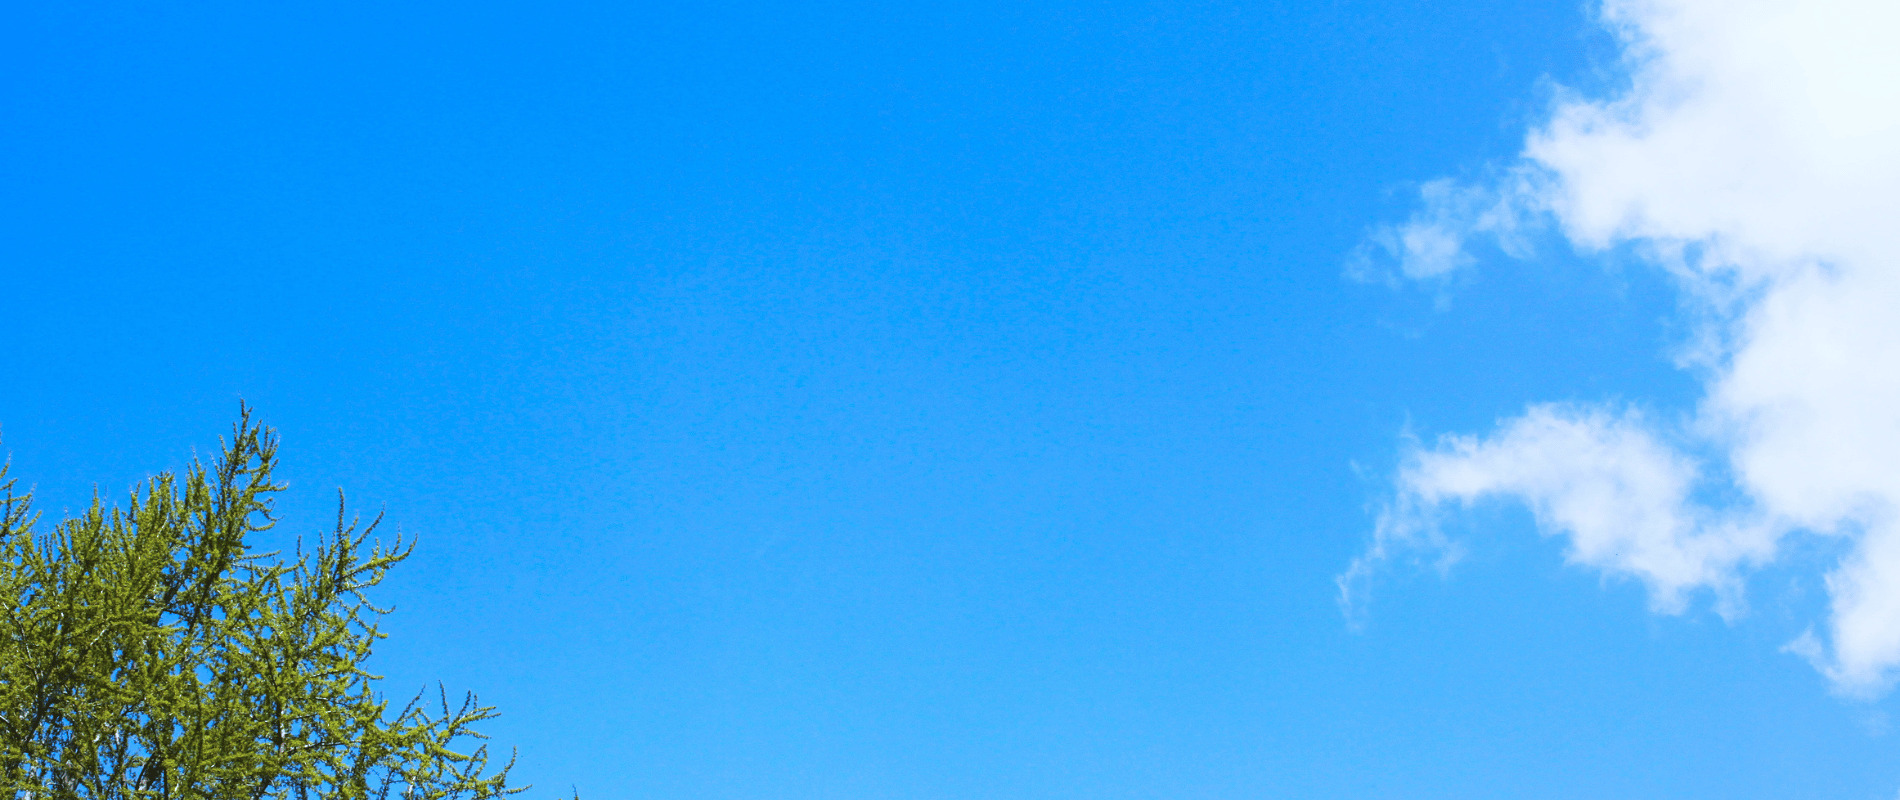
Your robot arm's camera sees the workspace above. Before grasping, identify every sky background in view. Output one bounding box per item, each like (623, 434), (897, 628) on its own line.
(5, 0), (1898, 797)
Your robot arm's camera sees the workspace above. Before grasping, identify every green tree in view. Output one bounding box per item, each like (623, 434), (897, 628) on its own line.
(0, 410), (543, 799)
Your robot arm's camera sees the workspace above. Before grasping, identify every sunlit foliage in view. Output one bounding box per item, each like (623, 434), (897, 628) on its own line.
(0, 410), (534, 799)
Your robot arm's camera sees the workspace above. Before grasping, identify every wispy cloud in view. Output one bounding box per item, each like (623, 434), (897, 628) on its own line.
(1348, 173), (1545, 284)
(1344, 0), (1900, 696)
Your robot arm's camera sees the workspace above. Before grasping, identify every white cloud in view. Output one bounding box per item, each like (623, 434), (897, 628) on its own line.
(1351, 175), (1543, 283)
(1339, 405), (1775, 623)
(1345, 0), (1900, 696)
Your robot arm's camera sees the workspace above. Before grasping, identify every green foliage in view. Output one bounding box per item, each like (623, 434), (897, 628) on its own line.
(0, 410), (536, 799)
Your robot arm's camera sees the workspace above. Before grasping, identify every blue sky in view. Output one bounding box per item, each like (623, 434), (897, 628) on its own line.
(7, 0), (1900, 796)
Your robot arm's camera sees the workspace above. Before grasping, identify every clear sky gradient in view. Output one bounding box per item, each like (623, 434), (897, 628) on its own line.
(5, 1), (1897, 797)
